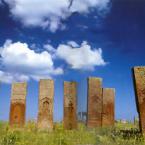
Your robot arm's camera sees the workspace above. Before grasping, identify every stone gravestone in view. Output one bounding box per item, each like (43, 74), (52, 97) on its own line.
(87, 77), (103, 128)
(9, 82), (27, 127)
(102, 88), (115, 127)
(63, 81), (77, 130)
(133, 66), (145, 133)
(37, 79), (54, 130)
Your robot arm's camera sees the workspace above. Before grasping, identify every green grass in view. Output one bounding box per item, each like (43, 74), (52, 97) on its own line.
(0, 121), (144, 145)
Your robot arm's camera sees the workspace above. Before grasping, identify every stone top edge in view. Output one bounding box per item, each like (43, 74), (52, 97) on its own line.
(103, 88), (115, 92)
(12, 82), (27, 85)
(40, 79), (54, 81)
(103, 88), (115, 90)
(133, 66), (145, 69)
(88, 77), (102, 80)
(64, 81), (77, 83)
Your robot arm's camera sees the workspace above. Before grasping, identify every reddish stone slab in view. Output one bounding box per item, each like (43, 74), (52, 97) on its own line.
(63, 81), (77, 130)
(9, 82), (27, 127)
(133, 66), (145, 133)
(102, 88), (115, 127)
(37, 79), (54, 130)
(87, 77), (103, 128)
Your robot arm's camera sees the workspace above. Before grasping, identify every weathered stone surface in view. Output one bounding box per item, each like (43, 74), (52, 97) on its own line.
(87, 77), (102, 128)
(37, 79), (54, 130)
(9, 82), (27, 127)
(63, 81), (77, 130)
(133, 66), (145, 133)
(102, 88), (115, 127)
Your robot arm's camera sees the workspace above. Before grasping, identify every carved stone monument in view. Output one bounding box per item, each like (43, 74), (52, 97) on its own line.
(9, 82), (27, 127)
(102, 88), (115, 126)
(87, 77), (103, 128)
(63, 81), (77, 130)
(37, 79), (54, 130)
(133, 66), (145, 133)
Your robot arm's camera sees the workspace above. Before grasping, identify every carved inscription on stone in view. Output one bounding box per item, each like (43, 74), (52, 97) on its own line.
(37, 79), (54, 130)
(87, 77), (102, 128)
(9, 82), (27, 127)
(102, 88), (115, 127)
(133, 66), (145, 133)
(63, 81), (77, 130)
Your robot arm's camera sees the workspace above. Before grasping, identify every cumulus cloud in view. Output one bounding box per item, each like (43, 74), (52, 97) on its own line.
(0, 71), (29, 83)
(56, 41), (106, 70)
(43, 44), (56, 53)
(4, 0), (110, 32)
(0, 40), (63, 83)
(70, 0), (110, 13)
(0, 39), (107, 83)
(67, 41), (79, 47)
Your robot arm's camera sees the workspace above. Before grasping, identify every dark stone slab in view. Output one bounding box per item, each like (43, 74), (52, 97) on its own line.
(133, 66), (145, 133)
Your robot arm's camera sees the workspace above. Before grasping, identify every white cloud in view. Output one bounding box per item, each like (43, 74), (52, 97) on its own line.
(70, 0), (110, 13)
(0, 40), (63, 83)
(0, 39), (107, 83)
(56, 41), (106, 70)
(67, 41), (79, 47)
(44, 44), (56, 53)
(4, 0), (110, 32)
(0, 71), (29, 83)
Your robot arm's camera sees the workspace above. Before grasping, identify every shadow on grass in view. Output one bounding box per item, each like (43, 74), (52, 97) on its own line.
(112, 128), (143, 140)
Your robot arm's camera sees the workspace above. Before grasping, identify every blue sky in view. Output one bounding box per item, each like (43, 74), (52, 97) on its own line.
(0, 0), (145, 122)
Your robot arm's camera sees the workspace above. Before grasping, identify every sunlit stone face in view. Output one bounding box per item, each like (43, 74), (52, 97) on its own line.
(9, 82), (27, 127)
(63, 81), (77, 130)
(87, 77), (103, 128)
(37, 79), (54, 130)
(102, 88), (115, 127)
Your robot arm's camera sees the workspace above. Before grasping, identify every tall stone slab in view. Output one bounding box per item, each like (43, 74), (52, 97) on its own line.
(87, 77), (103, 128)
(102, 88), (115, 127)
(63, 81), (77, 130)
(37, 79), (54, 130)
(133, 66), (145, 133)
(9, 82), (27, 127)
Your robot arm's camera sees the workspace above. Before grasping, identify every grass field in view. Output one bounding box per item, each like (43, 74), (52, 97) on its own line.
(0, 121), (144, 145)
